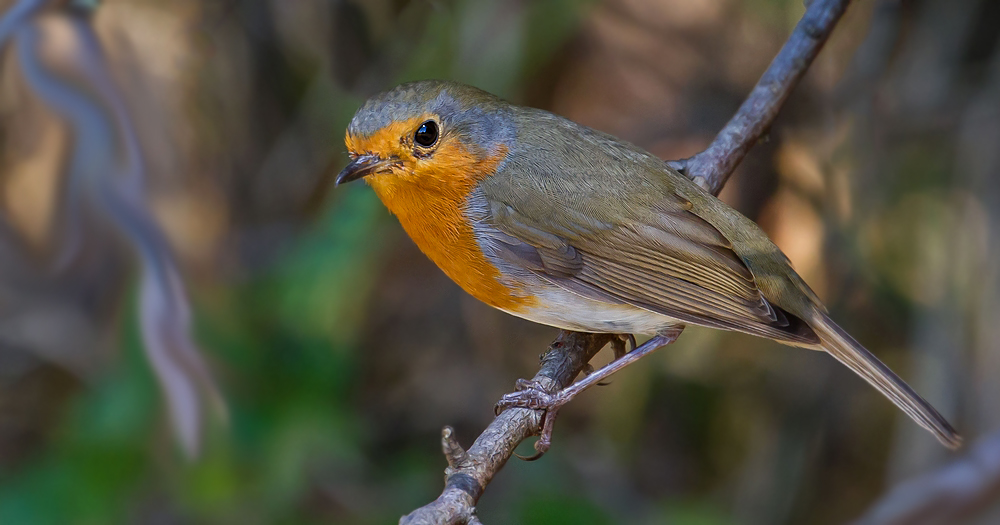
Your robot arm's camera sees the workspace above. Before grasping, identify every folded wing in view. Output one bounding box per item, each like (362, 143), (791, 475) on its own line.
(481, 193), (819, 344)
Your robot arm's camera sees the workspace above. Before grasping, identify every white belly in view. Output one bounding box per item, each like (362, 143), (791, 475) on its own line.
(501, 281), (683, 335)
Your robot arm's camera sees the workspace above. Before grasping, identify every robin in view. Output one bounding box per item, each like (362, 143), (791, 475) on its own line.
(335, 80), (961, 454)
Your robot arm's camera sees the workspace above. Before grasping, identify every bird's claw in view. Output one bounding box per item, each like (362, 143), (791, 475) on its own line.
(494, 379), (570, 460)
(495, 334), (641, 459)
(494, 379), (545, 415)
(495, 380), (556, 414)
(610, 334), (637, 360)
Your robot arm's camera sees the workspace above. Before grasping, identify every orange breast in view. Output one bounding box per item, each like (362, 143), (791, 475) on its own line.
(365, 143), (536, 313)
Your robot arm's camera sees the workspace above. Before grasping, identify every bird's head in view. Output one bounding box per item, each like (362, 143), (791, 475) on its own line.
(337, 80), (514, 203)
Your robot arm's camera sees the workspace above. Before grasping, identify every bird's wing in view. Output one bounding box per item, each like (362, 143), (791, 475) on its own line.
(480, 189), (819, 344)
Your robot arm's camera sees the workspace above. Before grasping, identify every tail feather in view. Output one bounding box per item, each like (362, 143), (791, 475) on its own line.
(811, 313), (962, 449)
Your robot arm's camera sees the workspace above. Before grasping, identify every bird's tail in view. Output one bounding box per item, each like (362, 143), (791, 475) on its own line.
(810, 312), (962, 449)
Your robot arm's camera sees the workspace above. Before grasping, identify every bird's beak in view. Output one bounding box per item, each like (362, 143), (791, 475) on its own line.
(335, 154), (393, 186)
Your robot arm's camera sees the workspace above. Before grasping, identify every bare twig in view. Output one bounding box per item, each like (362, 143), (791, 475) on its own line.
(854, 429), (1000, 525)
(401, 333), (613, 525)
(402, 0), (854, 523)
(668, 0), (853, 195)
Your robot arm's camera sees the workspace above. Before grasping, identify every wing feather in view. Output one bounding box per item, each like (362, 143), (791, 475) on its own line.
(483, 195), (819, 345)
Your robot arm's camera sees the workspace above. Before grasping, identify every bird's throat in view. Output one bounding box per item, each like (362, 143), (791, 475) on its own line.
(367, 146), (535, 312)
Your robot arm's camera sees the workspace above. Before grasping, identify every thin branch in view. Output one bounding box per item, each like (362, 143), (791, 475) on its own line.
(668, 0), (853, 195)
(854, 429), (1000, 525)
(402, 0), (853, 523)
(401, 333), (613, 525)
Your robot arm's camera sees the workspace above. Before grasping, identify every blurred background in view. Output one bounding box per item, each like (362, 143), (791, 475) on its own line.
(0, 0), (998, 523)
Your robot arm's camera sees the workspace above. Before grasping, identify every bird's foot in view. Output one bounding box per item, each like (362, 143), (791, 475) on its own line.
(494, 330), (682, 461)
(494, 379), (557, 412)
(610, 334), (637, 360)
(494, 379), (569, 460)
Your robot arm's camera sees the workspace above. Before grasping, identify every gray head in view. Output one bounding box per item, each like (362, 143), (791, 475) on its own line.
(337, 80), (515, 185)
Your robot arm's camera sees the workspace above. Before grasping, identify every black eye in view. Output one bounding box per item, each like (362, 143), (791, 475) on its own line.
(414, 120), (439, 147)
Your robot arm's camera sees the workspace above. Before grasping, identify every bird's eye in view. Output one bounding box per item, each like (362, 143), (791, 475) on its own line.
(414, 120), (439, 148)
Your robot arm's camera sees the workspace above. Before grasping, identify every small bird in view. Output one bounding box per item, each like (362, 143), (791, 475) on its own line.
(336, 80), (961, 452)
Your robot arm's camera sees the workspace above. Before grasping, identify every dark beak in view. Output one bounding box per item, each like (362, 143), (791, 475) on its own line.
(335, 154), (392, 186)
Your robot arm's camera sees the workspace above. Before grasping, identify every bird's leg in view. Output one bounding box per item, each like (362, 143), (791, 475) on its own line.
(597, 334), (636, 386)
(496, 327), (684, 460)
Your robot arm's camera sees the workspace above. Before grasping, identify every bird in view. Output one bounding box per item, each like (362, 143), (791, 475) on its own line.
(335, 79), (961, 454)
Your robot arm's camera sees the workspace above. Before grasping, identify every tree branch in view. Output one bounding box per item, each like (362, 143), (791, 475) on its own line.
(402, 333), (613, 525)
(854, 429), (1000, 525)
(401, 0), (853, 523)
(668, 0), (853, 195)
